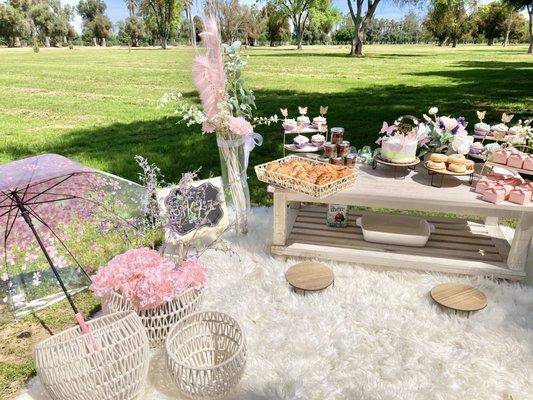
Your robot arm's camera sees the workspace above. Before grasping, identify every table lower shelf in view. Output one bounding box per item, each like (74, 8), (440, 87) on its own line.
(272, 206), (525, 280)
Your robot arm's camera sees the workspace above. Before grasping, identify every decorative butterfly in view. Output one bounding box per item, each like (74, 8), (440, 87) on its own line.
(501, 113), (514, 124)
(476, 110), (486, 121)
(298, 106), (308, 115)
(320, 106), (328, 116)
(380, 121), (397, 135)
(280, 108), (288, 118)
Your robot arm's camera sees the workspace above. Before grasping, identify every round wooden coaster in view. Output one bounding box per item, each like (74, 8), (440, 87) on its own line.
(285, 262), (334, 292)
(430, 283), (487, 312)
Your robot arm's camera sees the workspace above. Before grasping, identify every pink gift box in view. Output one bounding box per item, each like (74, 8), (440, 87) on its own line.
(507, 153), (527, 169)
(483, 186), (506, 204)
(523, 156), (533, 171)
(508, 187), (532, 205)
(475, 180), (497, 194)
(491, 149), (512, 165)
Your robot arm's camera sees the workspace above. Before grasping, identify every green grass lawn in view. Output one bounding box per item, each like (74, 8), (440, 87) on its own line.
(0, 44), (532, 399)
(1, 44), (532, 206)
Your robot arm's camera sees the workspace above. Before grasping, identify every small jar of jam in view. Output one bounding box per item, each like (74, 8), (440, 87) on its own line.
(323, 142), (337, 158)
(337, 141), (350, 158)
(331, 127), (344, 144)
(330, 157), (344, 165)
(345, 153), (356, 167)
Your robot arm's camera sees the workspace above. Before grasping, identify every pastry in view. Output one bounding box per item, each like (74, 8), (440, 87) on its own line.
(429, 153), (448, 163)
(491, 123), (508, 139)
(427, 160), (446, 170)
(312, 116), (327, 129)
(282, 119), (297, 132)
(316, 172), (334, 185)
(465, 159), (475, 171)
(474, 122), (491, 137)
(311, 133), (325, 147)
(297, 115), (310, 127)
(448, 163), (466, 173)
(266, 158), (354, 186)
(448, 154), (466, 164)
(267, 162), (281, 172)
(469, 142), (484, 155)
(293, 135), (309, 149)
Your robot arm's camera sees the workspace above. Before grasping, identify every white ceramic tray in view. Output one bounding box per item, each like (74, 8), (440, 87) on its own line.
(356, 214), (434, 247)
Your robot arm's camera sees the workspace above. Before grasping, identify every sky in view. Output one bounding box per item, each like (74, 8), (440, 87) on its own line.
(65, 0), (423, 33)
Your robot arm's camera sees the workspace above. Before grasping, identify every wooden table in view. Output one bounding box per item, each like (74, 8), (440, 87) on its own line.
(268, 164), (533, 280)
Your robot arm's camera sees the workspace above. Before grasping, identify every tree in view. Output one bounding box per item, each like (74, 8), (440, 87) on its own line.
(503, 0), (532, 53)
(307, 0), (341, 43)
(77, 0), (112, 46)
(402, 10), (420, 43)
(140, 0), (182, 48)
(183, 0), (195, 45)
(205, 0), (246, 44)
(272, 0), (312, 49)
(241, 5), (267, 46)
(476, 2), (508, 45)
(0, 2), (29, 47)
(124, 15), (144, 46)
(346, 0), (387, 55)
(264, 2), (290, 46)
(423, 0), (476, 47)
(126, 0), (137, 16)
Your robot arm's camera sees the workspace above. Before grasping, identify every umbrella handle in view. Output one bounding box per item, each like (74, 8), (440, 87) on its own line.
(75, 312), (90, 333)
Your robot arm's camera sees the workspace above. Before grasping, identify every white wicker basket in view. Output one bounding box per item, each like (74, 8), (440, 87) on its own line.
(102, 288), (203, 348)
(34, 311), (150, 400)
(165, 311), (246, 400)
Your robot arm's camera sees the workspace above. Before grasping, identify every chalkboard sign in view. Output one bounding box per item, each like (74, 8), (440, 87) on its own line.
(157, 177), (229, 243)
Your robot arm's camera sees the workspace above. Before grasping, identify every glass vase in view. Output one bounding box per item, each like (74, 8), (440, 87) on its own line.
(216, 133), (250, 235)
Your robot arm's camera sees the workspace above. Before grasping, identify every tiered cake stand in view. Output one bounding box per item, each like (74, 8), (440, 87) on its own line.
(283, 125), (328, 156)
(372, 156), (421, 179)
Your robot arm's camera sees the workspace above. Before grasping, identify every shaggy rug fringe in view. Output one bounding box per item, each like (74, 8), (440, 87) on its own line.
(18, 207), (533, 400)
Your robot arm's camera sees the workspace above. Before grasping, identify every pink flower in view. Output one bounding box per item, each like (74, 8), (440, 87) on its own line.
(228, 116), (253, 136)
(90, 247), (203, 310)
(32, 272), (41, 286)
(178, 257), (207, 290)
(202, 121), (216, 134)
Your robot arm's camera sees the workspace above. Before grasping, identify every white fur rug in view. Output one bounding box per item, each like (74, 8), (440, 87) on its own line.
(17, 208), (533, 400)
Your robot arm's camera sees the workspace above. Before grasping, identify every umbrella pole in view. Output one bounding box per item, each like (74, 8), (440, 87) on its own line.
(11, 192), (90, 333)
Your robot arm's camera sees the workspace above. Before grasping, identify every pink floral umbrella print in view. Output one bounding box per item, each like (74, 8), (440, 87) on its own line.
(0, 154), (145, 330)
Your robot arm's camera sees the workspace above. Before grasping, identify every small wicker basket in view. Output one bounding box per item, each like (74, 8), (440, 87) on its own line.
(102, 288), (203, 348)
(34, 311), (150, 400)
(255, 155), (356, 198)
(165, 311), (246, 400)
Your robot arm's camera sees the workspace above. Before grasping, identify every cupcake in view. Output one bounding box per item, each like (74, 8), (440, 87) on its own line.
(469, 142), (484, 155)
(312, 116), (327, 129)
(474, 122), (490, 137)
(297, 115), (310, 127)
(491, 123), (508, 139)
(293, 135), (309, 149)
(508, 125), (523, 136)
(282, 119), (297, 132)
(311, 133), (326, 147)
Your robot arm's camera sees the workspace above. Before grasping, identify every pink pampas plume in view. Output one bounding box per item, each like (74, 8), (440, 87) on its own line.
(192, 17), (226, 121)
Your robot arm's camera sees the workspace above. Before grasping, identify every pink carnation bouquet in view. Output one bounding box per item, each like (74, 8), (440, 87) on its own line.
(90, 247), (207, 310)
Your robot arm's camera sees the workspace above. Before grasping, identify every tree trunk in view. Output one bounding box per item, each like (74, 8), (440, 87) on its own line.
(270, 39), (274, 47)
(504, 14), (513, 47)
(92, 37), (97, 46)
(162, 36), (168, 49)
(101, 37), (106, 47)
(350, 27), (364, 56)
(44, 36), (50, 47)
(189, 9), (196, 47)
(452, 37), (458, 47)
(297, 30), (303, 50)
(14, 37), (21, 47)
(527, 5), (533, 54)
(487, 37), (493, 46)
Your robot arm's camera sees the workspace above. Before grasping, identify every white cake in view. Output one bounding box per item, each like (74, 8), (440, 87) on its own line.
(380, 137), (418, 163)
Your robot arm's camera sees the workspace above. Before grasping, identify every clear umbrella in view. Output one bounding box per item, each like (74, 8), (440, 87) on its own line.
(0, 154), (145, 329)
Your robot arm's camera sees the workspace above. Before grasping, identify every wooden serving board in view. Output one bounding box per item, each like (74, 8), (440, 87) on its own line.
(285, 262), (334, 292)
(430, 283), (487, 312)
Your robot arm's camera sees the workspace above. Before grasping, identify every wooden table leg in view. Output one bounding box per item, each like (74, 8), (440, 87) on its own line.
(272, 192), (288, 246)
(507, 212), (533, 272)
